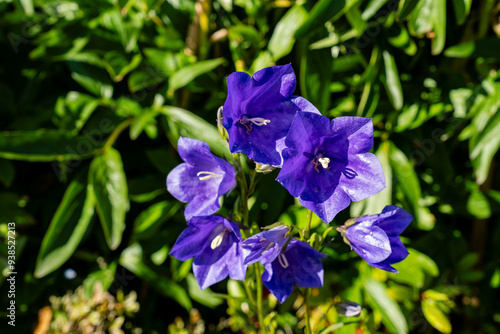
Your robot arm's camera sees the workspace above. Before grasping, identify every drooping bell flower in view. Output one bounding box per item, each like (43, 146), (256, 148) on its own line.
(337, 205), (412, 273)
(170, 215), (247, 289)
(222, 64), (320, 167)
(242, 226), (326, 303)
(276, 113), (385, 223)
(167, 137), (236, 220)
(241, 225), (290, 266)
(336, 301), (362, 317)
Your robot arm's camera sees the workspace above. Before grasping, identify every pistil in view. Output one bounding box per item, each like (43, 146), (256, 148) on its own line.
(312, 154), (331, 172)
(197, 171), (223, 181)
(238, 115), (271, 134)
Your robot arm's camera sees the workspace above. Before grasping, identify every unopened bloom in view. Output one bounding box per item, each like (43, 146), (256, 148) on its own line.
(276, 113), (385, 222)
(338, 205), (412, 272)
(242, 226), (326, 303)
(170, 215), (247, 289)
(167, 137), (236, 220)
(222, 64), (320, 167)
(336, 301), (362, 317)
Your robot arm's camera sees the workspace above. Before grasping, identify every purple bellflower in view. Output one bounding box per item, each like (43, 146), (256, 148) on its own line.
(338, 205), (412, 273)
(167, 137), (236, 221)
(170, 215), (247, 289)
(222, 64), (320, 167)
(242, 226), (327, 303)
(276, 112), (385, 223)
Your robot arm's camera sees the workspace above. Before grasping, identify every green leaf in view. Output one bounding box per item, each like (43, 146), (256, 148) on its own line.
(0, 130), (101, 162)
(467, 188), (491, 219)
(83, 262), (117, 297)
(186, 274), (223, 308)
(103, 51), (142, 82)
(431, 0), (446, 55)
(35, 173), (95, 278)
(407, 0), (433, 36)
(168, 58), (225, 94)
(469, 103), (500, 184)
(452, 0), (472, 25)
(422, 297), (452, 333)
(129, 110), (158, 140)
(397, 0), (420, 20)
(120, 243), (192, 310)
(295, 0), (360, 38)
(132, 201), (180, 240)
(382, 50), (403, 111)
(390, 248), (439, 288)
(89, 148), (129, 250)
(268, 6), (308, 61)
(389, 142), (435, 230)
(69, 62), (113, 98)
(362, 0), (389, 21)
(160, 106), (231, 158)
(300, 48), (333, 113)
(55, 91), (100, 132)
(364, 278), (408, 334)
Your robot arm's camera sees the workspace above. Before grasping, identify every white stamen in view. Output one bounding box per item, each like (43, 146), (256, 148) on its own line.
(278, 253), (289, 268)
(318, 157), (330, 169)
(261, 241), (275, 254)
(248, 117), (271, 126)
(211, 233), (224, 249)
(197, 171), (223, 181)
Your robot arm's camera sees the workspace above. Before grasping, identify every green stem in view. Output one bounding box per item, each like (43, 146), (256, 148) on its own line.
(238, 156), (266, 333)
(255, 263), (266, 334)
(304, 289), (311, 334)
(94, 118), (134, 155)
(304, 209), (314, 334)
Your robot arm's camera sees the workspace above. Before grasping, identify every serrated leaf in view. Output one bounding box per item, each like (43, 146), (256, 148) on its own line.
(364, 278), (408, 334)
(89, 148), (129, 250)
(35, 172), (95, 278)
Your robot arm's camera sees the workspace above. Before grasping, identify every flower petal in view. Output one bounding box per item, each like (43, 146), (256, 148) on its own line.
(345, 221), (392, 264)
(376, 205), (413, 236)
(299, 186), (351, 223)
(340, 153), (385, 202)
(169, 218), (218, 261)
(262, 261), (294, 303)
(330, 117), (374, 154)
(286, 240), (326, 288)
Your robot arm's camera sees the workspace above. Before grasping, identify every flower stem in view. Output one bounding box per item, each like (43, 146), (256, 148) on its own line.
(304, 289), (311, 334)
(304, 209), (314, 334)
(254, 263), (266, 334)
(238, 156), (266, 333)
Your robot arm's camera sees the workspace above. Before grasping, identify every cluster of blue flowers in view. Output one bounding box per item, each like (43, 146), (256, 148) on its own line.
(166, 64), (412, 302)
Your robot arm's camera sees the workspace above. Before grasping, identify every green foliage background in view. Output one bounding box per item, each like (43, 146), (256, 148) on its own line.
(1, 0), (500, 333)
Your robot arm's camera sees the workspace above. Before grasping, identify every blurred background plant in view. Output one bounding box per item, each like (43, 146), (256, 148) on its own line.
(0, 0), (499, 333)
(34, 282), (141, 334)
